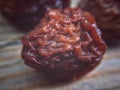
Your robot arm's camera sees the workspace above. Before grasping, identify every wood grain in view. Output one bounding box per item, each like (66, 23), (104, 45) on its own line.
(0, 43), (120, 90)
(0, 2), (120, 90)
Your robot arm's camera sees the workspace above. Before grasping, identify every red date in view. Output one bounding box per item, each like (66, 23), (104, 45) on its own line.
(0, 0), (70, 31)
(22, 8), (106, 82)
(79, 0), (120, 43)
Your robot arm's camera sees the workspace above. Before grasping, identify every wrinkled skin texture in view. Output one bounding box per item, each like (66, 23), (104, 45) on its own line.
(22, 8), (106, 82)
(79, 0), (120, 43)
(0, 0), (70, 31)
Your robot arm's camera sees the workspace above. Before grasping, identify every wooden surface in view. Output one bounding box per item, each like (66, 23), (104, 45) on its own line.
(0, 10), (120, 90)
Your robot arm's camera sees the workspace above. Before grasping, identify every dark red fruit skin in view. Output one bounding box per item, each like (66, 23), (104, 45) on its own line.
(79, 0), (120, 43)
(22, 8), (106, 82)
(0, 0), (70, 31)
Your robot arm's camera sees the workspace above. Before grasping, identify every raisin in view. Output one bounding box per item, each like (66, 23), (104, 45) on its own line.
(0, 0), (70, 31)
(22, 8), (106, 82)
(79, 0), (120, 43)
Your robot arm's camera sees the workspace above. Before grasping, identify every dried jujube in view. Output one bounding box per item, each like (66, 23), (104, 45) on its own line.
(22, 8), (106, 82)
(79, 0), (120, 43)
(0, 0), (70, 31)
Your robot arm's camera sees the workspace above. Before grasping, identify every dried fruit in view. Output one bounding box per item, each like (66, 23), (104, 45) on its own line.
(22, 8), (106, 82)
(0, 0), (70, 31)
(79, 0), (120, 43)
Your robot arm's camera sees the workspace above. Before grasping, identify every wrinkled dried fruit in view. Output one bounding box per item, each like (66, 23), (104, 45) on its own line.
(79, 0), (120, 43)
(0, 0), (70, 31)
(22, 8), (106, 82)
